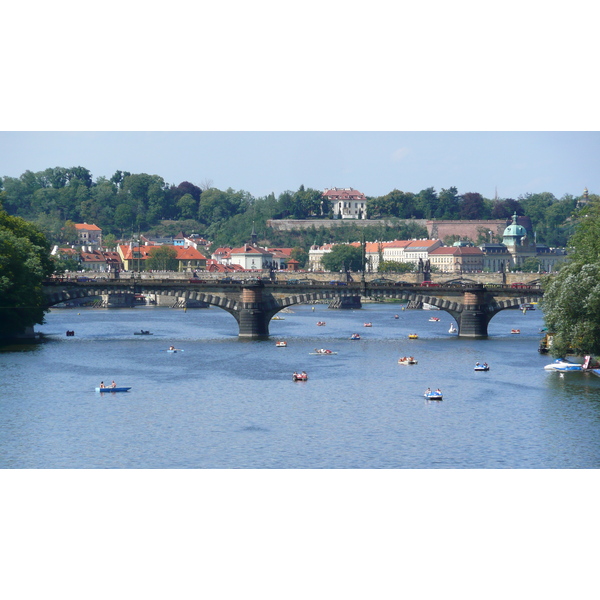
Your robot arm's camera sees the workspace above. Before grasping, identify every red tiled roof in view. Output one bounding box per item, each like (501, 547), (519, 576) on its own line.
(75, 223), (101, 231)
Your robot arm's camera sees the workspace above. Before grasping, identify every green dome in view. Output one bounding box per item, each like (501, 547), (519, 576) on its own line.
(503, 213), (527, 242)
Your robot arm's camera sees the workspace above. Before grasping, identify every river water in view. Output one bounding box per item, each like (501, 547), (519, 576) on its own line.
(1, 302), (599, 468)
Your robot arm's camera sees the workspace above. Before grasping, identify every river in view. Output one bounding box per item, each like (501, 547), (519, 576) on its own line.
(1, 302), (599, 468)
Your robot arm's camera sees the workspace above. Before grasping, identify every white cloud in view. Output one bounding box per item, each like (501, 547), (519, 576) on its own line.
(391, 147), (410, 162)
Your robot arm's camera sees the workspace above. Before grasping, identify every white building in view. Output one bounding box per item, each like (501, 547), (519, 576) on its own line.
(323, 188), (367, 219)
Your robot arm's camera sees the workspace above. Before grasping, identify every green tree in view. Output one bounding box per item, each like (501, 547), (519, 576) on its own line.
(542, 197), (600, 356)
(321, 244), (363, 272)
(0, 205), (54, 338)
(378, 260), (414, 273)
(146, 245), (178, 271)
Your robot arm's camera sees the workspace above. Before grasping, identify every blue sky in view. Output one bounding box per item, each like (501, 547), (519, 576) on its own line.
(1, 131), (597, 201)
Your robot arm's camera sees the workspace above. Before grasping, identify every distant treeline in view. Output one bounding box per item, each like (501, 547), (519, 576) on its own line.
(0, 166), (587, 250)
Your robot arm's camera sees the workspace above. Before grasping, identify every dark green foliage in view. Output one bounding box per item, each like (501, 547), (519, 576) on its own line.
(0, 205), (54, 338)
(146, 246), (178, 271)
(542, 196), (600, 356)
(321, 244), (363, 272)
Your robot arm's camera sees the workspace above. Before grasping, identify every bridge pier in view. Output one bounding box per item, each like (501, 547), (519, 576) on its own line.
(237, 284), (271, 338)
(457, 286), (491, 337)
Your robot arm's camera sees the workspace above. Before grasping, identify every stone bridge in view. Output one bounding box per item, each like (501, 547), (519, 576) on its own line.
(42, 277), (544, 339)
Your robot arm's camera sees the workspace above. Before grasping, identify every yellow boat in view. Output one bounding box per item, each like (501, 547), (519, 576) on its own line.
(408, 334), (419, 339)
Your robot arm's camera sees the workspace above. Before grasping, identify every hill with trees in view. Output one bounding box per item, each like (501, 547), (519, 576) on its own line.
(0, 167), (589, 254)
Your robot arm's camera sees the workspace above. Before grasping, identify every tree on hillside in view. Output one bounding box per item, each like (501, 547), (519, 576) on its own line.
(0, 204), (54, 338)
(542, 196), (600, 357)
(321, 245), (363, 272)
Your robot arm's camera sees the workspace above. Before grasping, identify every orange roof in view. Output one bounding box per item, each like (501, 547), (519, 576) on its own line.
(75, 223), (101, 231)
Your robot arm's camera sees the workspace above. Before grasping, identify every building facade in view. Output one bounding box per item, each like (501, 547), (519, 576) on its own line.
(323, 188), (367, 219)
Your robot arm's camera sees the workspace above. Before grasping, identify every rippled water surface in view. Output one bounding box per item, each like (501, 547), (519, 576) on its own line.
(1, 303), (599, 468)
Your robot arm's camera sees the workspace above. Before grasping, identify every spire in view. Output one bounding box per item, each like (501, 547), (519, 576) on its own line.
(250, 222), (257, 246)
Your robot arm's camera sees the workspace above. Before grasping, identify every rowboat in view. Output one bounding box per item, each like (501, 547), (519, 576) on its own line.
(511, 329), (520, 334)
(428, 317), (440, 322)
(292, 373), (308, 381)
(408, 334), (419, 339)
(398, 357), (417, 365)
(364, 322), (372, 327)
(95, 387), (131, 392)
(350, 333), (361, 340)
(316, 321), (326, 326)
(310, 350), (337, 355)
(134, 330), (152, 335)
(276, 341), (287, 347)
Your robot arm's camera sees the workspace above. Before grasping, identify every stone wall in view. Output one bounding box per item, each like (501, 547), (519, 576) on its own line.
(267, 218), (428, 231)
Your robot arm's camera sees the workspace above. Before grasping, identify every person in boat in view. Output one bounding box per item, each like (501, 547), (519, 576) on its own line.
(483, 362), (488, 367)
(301, 371), (307, 378)
(435, 388), (442, 395)
(476, 362), (480, 366)
(111, 381), (116, 388)
(169, 345), (175, 351)
(425, 387), (431, 394)
(100, 381), (105, 388)
(409, 357), (414, 361)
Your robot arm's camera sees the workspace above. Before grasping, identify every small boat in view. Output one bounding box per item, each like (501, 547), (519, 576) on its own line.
(398, 357), (417, 365)
(544, 359), (582, 372)
(424, 390), (443, 400)
(394, 314), (399, 319)
(316, 321), (326, 326)
(408, 334), (419, 339)
(428, 317), (440, 322)
(272, 316), (285, 320)
(310, 349), (337, 355)
(275, 341), (287, 347)
(511, 329), (521, 334)
(134, 330), (152, 335)
(164, 348), (184, 353)
(364, 322), (372, 327)
(95, 387), (131, 392)
(449, 324), (457, 333)
(292, 373), (308, 381)
(350, 333), (361, 340)
(474, 363), (490, 371)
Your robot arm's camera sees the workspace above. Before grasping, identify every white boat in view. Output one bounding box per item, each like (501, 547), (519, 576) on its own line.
(424, 390), (443, 400)
(544, 359), (582, 372)
(474, 363), (490, 371)
(398, 357), (417, 365)
(429, 317), (440, 322)
(449, 324), (457, 333)
(310, 349), (337, 355)
(275, 341), (287, 347)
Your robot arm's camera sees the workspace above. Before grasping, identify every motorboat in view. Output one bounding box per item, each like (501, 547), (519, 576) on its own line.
(428, 317), (440, 322)
(448, 324), (457, 333)
(544, 359), (582, 372)
(474, 363), (490, 371)
(408, 334), (419, 339)
(292, 372), (308, 381)
(275, 341), (287, 347)
(511, 329), (521, 334)
(424, 390), (443, 400)
(350, 333), (361, 340)
(398, 357), (417, 365)
(310, 349), (337, 355)
(95, 387), (131, 392)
